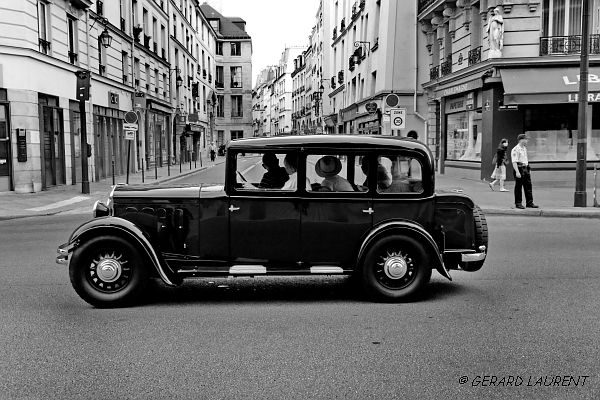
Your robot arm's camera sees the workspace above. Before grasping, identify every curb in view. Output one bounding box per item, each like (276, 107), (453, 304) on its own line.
(481, 207), (600, 219)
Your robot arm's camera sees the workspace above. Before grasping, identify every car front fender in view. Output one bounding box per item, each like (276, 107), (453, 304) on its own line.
(58, 216), (179, 286)
(357, 221), (452, 281)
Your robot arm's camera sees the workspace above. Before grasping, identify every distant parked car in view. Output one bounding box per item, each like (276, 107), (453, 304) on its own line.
(57, 135), (488, 307)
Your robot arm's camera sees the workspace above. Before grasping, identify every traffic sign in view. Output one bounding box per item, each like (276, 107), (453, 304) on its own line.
(124, 111), (138, 124)
(365, 102), (378, 114)
(124, 130), (135, 140)
(390, 108), (406, 130)
(123, 122), (138, 131)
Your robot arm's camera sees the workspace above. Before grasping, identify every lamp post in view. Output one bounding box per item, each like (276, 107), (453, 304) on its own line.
(169, 67), (182, 167)
(575, 0), (591, 207)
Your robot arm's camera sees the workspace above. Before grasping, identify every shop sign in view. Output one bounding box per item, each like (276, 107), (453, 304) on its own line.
(109, 91), (119, 107)
(365, 102), (378, 114)
(562, 74), (600, 86)
(445, 96), (466, 113)
(567, 92), (600, 102)
(436, 79), (482, 98)
(466, 92), (475, 110)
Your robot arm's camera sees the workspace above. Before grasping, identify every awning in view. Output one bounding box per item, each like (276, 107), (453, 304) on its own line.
(500, 66), (600, 104)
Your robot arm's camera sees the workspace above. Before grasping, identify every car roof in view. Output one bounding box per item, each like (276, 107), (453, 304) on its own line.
(228, 134), (428, 152)
(227, 135), (434, 168)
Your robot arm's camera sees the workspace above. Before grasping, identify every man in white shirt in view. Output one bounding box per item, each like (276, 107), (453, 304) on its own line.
(511, 134), (538, 209)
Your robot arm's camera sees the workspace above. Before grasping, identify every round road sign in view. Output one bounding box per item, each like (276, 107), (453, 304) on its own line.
(124, 111), (138, 124)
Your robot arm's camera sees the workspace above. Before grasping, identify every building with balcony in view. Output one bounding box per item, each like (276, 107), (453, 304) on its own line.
(291, 51), (308, 134)
(200, 3), (252, 146)
(325, 0), (429, 137)
(0, 0), (140, 192)
(252, 66), (276, 136)
(419, 0), (600, 180)
(270, 47), (303, 135)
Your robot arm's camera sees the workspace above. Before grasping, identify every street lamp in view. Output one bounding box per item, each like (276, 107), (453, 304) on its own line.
(91, 16), (113, 48)
(353, 40), (371, 63)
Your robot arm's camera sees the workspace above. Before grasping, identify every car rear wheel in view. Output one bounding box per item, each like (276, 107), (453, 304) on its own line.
(462, 205), (488, 272)
(361, 235), (431, 301)
(69, 235), (148, 308)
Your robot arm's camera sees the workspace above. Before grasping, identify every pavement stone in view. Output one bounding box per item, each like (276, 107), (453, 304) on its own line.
(1, 159), (599, 220)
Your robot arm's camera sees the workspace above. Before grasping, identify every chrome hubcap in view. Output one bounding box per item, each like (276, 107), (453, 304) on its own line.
(96, 258), (122, 283)
(382, 254), (408, 279)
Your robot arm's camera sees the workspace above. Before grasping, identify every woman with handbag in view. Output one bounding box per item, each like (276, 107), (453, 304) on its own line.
(489, 139), (509, 192)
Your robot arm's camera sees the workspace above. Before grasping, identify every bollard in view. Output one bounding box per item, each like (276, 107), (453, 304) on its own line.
(141, 158), (145, 183)
(155, 155), (158, 180)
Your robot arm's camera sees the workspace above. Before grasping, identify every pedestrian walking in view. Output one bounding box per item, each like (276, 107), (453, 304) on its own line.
(511, 134), (539, 209)
(209, 143), (216, 162)
(489, 139), (509, 192)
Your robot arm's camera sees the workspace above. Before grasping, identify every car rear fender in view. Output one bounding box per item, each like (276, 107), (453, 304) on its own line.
(62, 216), (179, 286)
(357, 221), (451, 281)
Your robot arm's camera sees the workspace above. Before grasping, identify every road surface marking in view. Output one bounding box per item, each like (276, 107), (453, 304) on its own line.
(27, 196), (90, 212)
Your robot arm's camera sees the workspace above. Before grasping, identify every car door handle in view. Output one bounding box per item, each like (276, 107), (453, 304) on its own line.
(229, 205), (240, 212)
(362, 207), (374, 215)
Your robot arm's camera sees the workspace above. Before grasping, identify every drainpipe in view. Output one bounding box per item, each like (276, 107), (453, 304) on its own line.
(414, 9), (428, 142)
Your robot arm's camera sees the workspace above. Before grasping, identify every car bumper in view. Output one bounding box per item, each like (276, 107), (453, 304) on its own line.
(461, 252), (486, 262)
(56, 242), (75, 265)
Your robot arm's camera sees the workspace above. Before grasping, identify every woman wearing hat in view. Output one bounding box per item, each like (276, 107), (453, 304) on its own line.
(315, 156), (353, 192)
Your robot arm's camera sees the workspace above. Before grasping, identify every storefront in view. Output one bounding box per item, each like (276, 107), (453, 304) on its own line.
(146, 100), (172, 168)
(444, 91), (482, 163)
(500, 66), (600, 164)
(93, 105), (126, 182)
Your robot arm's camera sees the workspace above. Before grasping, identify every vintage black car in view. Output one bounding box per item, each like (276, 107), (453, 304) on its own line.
(57, 135), (488, 307)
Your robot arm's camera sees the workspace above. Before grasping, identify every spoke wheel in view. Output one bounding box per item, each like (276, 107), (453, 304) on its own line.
(362, 235), (431, 301)
(69, 236), (148, 308)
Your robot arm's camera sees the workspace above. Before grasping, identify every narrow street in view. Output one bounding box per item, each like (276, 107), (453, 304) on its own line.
(0, 164), (598, 399)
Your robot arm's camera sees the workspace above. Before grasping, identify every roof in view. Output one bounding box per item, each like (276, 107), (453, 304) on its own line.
(227, 135), (434, 166)
(200, 3), (251, 40)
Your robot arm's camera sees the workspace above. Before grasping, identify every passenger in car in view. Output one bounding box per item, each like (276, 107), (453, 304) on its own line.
(315, 156), (354, 192)
(259, 152), (289, 189)
(384, 157), (412, 193)
(360, 157), (392, 191)
(282, 154), (310, 191)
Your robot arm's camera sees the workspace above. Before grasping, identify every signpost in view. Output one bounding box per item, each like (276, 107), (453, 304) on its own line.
(75, 70), (90, 194)
(123, 111), (138, 184)
(390, 108), (406, 132)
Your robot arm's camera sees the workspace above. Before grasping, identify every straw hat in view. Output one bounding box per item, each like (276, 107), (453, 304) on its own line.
(315, 156), (342, 178)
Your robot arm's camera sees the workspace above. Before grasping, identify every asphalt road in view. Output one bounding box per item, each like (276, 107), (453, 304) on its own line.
(0, 166), (598, 399)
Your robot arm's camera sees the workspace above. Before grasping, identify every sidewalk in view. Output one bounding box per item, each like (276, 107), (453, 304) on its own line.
(0, 157), (225, 221)
(436, 174), (600, 219)
(1, 158), (599, 220)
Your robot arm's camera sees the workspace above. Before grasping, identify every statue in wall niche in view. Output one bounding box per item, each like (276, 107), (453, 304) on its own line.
(486, 6), (504, 58)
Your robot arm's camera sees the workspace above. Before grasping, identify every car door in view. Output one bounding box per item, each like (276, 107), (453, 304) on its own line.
(228, 150), (301, 269)
(300, 152), (372, 270)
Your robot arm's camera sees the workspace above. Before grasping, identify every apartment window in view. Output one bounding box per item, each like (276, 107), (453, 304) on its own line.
(162, 73), (167, 96)
(374, 0), (381, 43)
(216, 66), (224, 86)
(231, 130), (243, 140)
(216, 95), (224, 117)
(145, 64), (151, 90)
(97, 37), (107, 76)
(231, 95), (243, 117)
(142, 8), (148, 34)
(67, 16), (78, 64)
(154, 68), (159, 93)
(230, 66), (242, 88)
(230, 42), (241, 56)
(134, 57), (140, 87)
(122, 51), (129, 84)
(542, 0), (582, 36)
(119, 0), (125, 30)
(38, 1), (51, 54)
(161, 25), (166, 58)
(97, 0), (104, 15)
(371, 70), (377, 96)
(153, 17), (158, 51)
(210, 20), (219, 32)
(173, 14), (177, 36)
(216, 41), (223, 55)
(203, 86), (206, 112)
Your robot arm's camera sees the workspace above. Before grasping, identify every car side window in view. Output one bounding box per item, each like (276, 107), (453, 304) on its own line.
(377, 153), (424, 194)
(306, 153), (367, 192)
(234, 151), (294, 192)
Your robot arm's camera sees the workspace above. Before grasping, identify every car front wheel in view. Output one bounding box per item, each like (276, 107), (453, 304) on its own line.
(69, 235), (148, 308)
(361, 235), (431, 301)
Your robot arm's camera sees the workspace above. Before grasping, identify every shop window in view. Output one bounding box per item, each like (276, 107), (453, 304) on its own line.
(524, 104), (600, 162)
(446, 110), (482, 161)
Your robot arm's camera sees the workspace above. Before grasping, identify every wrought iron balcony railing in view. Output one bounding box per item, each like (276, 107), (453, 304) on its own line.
(440, 59), (452, 76)
(468, 46), (481, 66)
(429, 65), (439, 81)
(540, 35), (600, 56)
